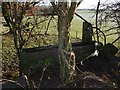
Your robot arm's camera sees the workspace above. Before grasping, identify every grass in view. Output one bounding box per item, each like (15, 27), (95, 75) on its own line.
(1, 11), (119, 52)
(1, 10), (120, 79)
(1, 12), (119, 46)
(71, 18), (83, 39)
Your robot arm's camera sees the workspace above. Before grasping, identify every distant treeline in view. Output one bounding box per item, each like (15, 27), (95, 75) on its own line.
(76, 9), (106, 12)
(77, 9), (96, 11)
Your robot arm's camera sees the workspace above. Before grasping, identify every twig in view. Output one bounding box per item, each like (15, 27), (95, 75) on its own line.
(75, 66), (83, 74)
(96, 0), (101, 43)
(93, 27), (106, 45)
(75, 13), (90, 24)
(45, 15), (54, 35)
(0, 79), (24, 88)
(104, 26), (120, 33)
(111, 36), (120, 44)
(37, 63), (49, 89)
(77, 0), (84, 7)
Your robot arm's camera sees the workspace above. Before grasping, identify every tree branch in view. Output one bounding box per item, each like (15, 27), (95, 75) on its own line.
(68, 2), (77, 23)
(77, 0), (83, 7)
(68, 0), (83, 23)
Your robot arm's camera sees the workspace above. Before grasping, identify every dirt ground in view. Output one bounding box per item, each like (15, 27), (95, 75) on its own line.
(2, 45), (120, 88)
(28, 51), (120, 88)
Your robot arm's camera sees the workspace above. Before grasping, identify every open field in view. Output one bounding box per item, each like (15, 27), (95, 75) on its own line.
(1, 10), (119, 46)
(73, 10), (119, 47)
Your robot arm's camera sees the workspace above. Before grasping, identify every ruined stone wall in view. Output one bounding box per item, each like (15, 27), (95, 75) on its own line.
(20, 43), (95, 74)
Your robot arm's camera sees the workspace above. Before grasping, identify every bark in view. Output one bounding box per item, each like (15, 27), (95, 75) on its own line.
(2, 2), (14, 34)
(57, 2), (77, 84)
(2, 2), (26, 75)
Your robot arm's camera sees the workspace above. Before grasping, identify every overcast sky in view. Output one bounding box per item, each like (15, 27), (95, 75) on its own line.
(78, 0), (120, 9)
(2, 0), (120, 9)
(38, 0), (120, 9)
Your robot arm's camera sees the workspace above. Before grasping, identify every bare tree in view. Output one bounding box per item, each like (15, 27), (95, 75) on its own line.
(98, 1), (120, 47)
(2, 0), (84, 84)
(50, 0), (83, 84)
(2, 2), (13, 34)
(2, 2), (50, 76)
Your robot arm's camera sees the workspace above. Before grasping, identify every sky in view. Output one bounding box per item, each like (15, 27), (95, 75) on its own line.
(38, 0), (120, 9)
(78, 0), (120, 9)
(2, 0), (120, 9)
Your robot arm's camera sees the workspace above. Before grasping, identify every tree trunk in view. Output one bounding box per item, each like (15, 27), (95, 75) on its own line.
(2, 2), (14, 34)
(57, 2), (76, 84)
